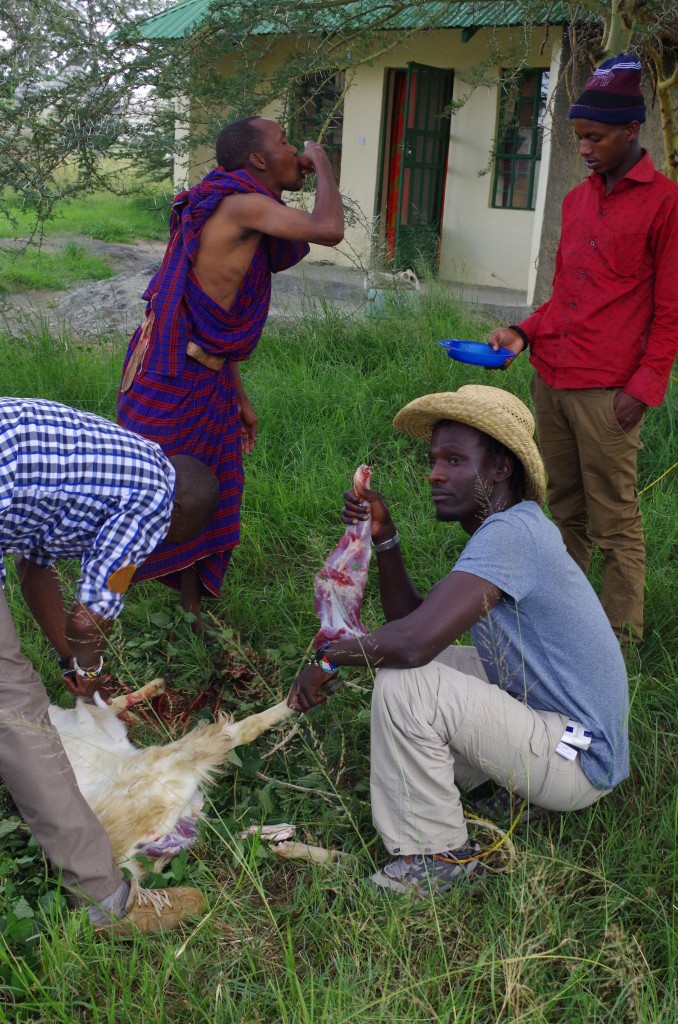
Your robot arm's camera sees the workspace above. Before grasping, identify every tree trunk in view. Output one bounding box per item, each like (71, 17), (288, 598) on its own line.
(656, 62), (678, 182)
(600, 0), (634, 57)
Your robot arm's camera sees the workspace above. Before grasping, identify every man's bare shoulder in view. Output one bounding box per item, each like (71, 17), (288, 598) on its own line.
(199, 193), (271, 250)
(212, 191), (281, 228)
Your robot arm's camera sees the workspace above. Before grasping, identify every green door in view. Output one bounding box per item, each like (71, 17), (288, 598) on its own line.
(386, 63), (454, 275)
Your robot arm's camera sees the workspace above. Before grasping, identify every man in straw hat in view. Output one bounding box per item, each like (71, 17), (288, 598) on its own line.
(288, 385), (629, 895)
(488, 53), (678, 646)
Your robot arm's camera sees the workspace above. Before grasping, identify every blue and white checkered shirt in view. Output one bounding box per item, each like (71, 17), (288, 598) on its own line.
(0, 398), (176, 619)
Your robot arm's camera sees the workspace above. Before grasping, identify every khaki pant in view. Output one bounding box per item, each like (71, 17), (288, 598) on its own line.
(370, 647), (608, 856)
(0, 588), (122, 905)
(531, 374), (645, 639)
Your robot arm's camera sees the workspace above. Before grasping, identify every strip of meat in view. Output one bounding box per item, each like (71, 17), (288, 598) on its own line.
(313, 465), (372, 649)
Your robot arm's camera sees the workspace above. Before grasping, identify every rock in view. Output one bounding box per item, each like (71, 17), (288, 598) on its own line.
(56, 267), (159, 337)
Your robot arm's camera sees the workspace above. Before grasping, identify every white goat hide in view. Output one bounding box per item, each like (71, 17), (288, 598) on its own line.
(48, 678), (293, 878)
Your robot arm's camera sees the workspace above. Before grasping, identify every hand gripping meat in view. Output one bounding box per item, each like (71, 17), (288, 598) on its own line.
(313, 465), (372, 650)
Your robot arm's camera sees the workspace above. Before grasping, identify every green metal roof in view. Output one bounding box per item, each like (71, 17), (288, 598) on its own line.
(139, 0), (211, 39)
(138, 0), (571, 40)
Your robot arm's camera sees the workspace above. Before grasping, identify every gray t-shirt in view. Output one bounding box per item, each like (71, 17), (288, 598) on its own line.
(452, 501), (629, 789)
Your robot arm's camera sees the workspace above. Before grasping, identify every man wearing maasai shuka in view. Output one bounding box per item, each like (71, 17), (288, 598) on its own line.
(118, 117), (344, 633)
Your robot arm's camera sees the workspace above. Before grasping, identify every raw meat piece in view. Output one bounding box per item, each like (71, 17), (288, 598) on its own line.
(313, 465), (372, 649)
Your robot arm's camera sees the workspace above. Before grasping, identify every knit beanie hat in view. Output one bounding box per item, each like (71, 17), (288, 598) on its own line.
(568, 54), (646, 124)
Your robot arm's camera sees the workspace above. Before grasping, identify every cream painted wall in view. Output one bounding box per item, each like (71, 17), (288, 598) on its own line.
(180, 26), (560, 291)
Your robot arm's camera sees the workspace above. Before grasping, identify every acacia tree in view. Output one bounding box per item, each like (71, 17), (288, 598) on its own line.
(0, 1), (168, 226)
(579, 0), (677, 179)
(1, 0), (675, 233)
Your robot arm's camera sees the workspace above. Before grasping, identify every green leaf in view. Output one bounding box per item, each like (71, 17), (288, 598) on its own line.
(11, 917), (40, 944)
(169, 849), (188, 884)
(257, 788), (273, 816)
(149, 611), (172, 627)
(0, 819), (22, 839)
(12, 898), (35, 921)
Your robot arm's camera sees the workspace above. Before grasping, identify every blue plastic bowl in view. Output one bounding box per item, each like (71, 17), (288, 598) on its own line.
(438, 339), (516, 368)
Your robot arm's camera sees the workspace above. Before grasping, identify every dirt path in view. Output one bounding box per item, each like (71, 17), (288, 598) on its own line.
(0, 234), (372, 338)
(0, 235), (166, 338)
(1, 234), (529, 339)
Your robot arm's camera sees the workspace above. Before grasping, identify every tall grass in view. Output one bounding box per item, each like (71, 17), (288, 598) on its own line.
(0, 292), (675, 1022)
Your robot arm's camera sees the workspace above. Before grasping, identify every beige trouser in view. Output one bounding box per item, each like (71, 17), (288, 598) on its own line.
(370, 647), (608, 856)
(0, 588), (122, 906)
(531, 374), (645, 639)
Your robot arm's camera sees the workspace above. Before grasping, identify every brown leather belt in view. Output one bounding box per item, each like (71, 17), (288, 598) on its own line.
(186, 341), (226, 371)
(120, 313), (225, 392)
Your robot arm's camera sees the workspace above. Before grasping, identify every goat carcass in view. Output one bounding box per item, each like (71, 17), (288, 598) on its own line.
(48, 679), (293, 878)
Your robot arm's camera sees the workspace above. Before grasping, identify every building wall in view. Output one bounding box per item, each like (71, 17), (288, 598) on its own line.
(181, 26), (562, 292)
(432, 29), (552, 291)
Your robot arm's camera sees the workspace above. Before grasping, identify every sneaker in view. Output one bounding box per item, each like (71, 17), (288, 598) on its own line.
(369, 840), (486, 895)
(91, 878), (207, 936)
(467, 786), (560, 826)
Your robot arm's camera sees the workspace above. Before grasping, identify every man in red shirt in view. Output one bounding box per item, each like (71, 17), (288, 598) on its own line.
(490, 54), (678, 643)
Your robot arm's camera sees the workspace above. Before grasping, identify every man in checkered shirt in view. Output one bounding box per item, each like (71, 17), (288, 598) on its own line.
(0, 397), (218, 934)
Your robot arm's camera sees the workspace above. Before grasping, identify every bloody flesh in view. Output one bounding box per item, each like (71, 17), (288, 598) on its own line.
(313, 465), (372, 649)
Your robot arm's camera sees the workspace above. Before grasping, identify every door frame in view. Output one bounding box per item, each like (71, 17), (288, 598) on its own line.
(375, 62), (454, 271)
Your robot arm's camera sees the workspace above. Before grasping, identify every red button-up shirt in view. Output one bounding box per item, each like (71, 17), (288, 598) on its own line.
(519, 151), (678, 407)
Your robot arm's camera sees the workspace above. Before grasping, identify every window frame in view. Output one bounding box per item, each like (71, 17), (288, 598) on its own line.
(491, 68), (550, 211)
(291, 70), (345, 185)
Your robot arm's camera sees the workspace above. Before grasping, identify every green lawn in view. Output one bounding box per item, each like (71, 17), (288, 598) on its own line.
(0, 289), (675, 1021)
(0, 187), (172, 244)
(0, 242), (114, 294)
(0, 184), (172, 295)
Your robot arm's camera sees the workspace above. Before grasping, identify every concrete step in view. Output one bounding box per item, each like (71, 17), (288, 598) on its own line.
(270, 261), (533, 322)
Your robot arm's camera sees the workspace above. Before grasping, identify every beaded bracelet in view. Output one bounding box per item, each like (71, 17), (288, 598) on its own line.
(310, 643), (340, 674)
(73, 656), (104, 679)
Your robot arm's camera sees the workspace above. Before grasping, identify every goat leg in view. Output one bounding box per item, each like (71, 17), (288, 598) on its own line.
(223, 700), (294, 747)
(107, 677), (167, 715)
(271, 841), (346, 864)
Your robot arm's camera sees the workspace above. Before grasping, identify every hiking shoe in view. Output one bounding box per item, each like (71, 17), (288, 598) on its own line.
(369, 840), (486, 895)
(91, 878), (207, 936)
(467, 786), (560, 826)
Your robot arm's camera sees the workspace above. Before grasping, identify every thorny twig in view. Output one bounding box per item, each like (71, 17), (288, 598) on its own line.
(262, 718), (302, 758)
(254, 770), (340, 803)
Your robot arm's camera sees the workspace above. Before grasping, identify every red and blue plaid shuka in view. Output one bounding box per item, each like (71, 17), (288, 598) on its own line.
(117, 168), (309, 596)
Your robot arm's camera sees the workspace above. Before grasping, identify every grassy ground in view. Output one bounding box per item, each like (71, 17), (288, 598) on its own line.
(0, 242), (114, 295)
(0, 289), (676, 1022)
(0, 188), (172, 244)
(0, 185), (172, 296)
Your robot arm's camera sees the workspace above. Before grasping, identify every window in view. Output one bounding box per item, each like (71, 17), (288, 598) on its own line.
(293, 71), (345, 184)
(492, 69), (550, 210)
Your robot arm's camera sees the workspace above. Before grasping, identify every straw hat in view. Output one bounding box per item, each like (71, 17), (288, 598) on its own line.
(393, 385), (546, 505)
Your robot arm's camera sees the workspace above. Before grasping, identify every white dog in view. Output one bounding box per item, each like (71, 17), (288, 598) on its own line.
(48, 679), (293, 878)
